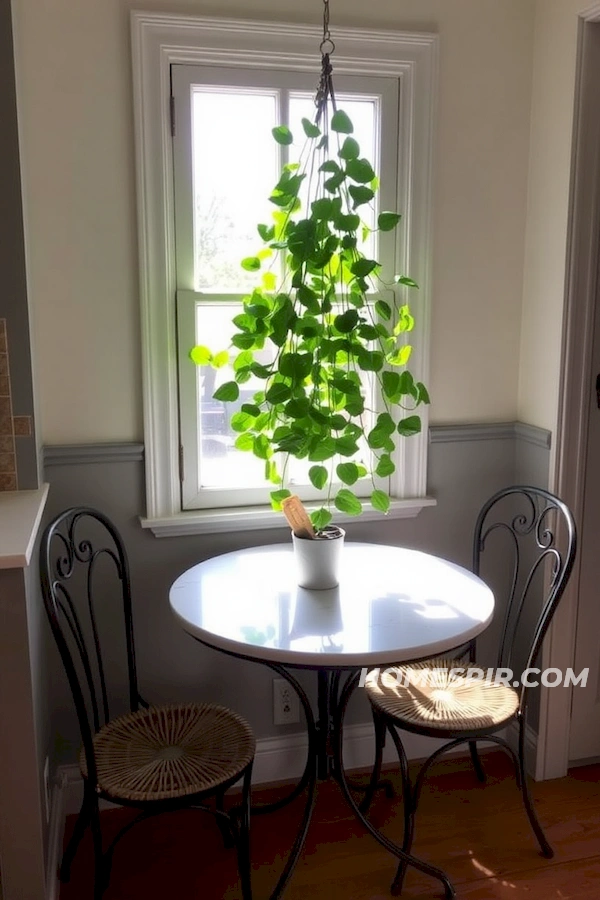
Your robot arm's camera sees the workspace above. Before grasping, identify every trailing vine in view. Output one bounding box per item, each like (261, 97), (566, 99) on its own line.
(191, 103), (429, 529)
(191, 7), (428, 530)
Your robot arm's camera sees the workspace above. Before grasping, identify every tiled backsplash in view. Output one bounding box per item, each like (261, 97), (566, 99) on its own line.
(0, 319), (32, 491)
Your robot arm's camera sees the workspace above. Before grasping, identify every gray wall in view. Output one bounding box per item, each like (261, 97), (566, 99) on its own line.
(42, 422), (550, 766)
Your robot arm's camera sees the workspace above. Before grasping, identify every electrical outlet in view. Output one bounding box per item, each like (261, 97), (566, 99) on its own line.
(43, 756), (50, 823)
(273, 678), (300, 725)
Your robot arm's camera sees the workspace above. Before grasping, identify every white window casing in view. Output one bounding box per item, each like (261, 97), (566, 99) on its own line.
(131, 11), (438, 536)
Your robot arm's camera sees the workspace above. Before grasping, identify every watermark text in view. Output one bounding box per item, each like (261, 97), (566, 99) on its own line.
(359, 666), (589, 690)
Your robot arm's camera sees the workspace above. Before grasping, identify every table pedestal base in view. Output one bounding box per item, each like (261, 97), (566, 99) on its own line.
(252, 663), (455, 900)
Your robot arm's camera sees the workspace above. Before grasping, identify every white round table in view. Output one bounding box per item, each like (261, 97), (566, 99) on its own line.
(170, 542), (494, 667)
(169, 542), (494, 900)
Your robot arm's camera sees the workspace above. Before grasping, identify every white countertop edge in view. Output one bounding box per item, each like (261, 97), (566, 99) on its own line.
(172, 605), (494, 669)
(141, 497), (437, 538)
(0, 484), (50, 570)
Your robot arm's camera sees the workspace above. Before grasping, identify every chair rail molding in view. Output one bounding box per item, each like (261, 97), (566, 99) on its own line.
(43, 443), (144, 466)
(41, 422), (550, 466)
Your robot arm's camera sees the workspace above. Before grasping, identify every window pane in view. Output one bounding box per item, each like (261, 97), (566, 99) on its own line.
(196, 303), (272, 488)
(191, 89), (279, 293)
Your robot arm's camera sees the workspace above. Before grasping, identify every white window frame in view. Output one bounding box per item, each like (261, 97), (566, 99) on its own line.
(131, 11), (438, 536)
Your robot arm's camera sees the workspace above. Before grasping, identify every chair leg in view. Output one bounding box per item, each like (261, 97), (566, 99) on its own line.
(59, 792), (92, 882)
(89, 796), (107, 900)
(215, 789), (235, 849)
(469, 740), (486, 783)
(236, 765), (253, 900)
(386, 723), (418, 898)
(516, 718), (553, 859)
(359, 707), (387, 815)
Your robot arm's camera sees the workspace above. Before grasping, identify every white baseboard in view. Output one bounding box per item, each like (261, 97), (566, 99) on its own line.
(45, 722), (506, 899)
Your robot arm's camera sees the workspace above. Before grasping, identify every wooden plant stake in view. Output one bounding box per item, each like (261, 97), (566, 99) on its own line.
(281, 495), (316, 540)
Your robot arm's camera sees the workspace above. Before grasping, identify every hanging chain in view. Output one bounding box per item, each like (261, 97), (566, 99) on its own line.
(320, 0), (334, 54)
(315, 0), (336, 121)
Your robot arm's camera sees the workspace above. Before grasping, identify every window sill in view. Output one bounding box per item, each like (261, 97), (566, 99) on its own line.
(140, 497), (437, 537)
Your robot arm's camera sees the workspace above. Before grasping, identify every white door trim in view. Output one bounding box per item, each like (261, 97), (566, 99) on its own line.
(541, 3), (600, 780)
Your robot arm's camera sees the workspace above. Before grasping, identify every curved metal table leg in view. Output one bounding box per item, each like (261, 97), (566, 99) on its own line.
(333, 670), (455, 900)
(358, 707), (394, 814)
(251, 664), (317, 817)
(253, 663), (318, 900)
(327, 671), (395, 804)
(317, 669), (332, 780)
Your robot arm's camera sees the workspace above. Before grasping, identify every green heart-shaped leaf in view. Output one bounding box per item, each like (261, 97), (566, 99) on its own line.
(253, 434), (272, 459)
(345, 158), (376, 184)
(350, 258), (377, 278)
(234, 433), (254, 452)
(189, 345), (212, 365)
(382, 371), (401, 400)
(308, 465), (328, 490)
(375, 454), (396, 477)
(272, 125), (293, 145)
(338, 137), (360, 160)
(335, 488), (362, 515)
(349, 185), (375, 208)
(213, 382), (239, 402)
(270, 489), (292, 510)
(336, 462), (360, 485)
(375, 299), (392, 321)
(371, 489), (390, 513)
(378, 212), (402, 231)
(396, 275), (419, 289)
(333, 309), (359, 334)
(230, 411), (255, 432)
(308, 437), (336, 462)
(241, 256), (261, 272)
(311, 507), (333, 530)
(331, 110), (354, 134)
(301, 118), (321, 138)
(397, 415), (422, 436)
(265, 382), (292, 404)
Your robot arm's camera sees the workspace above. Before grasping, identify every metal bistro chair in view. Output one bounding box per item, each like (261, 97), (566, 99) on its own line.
(363, 486), (577, 897)
(41, 507), (255, 899)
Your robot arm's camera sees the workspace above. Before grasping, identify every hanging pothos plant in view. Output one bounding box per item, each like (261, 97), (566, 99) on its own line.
(191, 36), (429, 532)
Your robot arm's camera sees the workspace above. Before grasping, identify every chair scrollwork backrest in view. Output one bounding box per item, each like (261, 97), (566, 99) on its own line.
(473, 486), (577, 713)
(40, 507), (141, 786)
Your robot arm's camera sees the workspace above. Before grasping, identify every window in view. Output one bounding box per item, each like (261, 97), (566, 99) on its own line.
(131, 12), (437, 535)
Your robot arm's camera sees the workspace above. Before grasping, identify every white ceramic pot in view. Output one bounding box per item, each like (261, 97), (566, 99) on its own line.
(291, 526), (345, 590)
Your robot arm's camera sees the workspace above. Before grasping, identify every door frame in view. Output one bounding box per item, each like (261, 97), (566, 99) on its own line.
(539, 2), (600, 780)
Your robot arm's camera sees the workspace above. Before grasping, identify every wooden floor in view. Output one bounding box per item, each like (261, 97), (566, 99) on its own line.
(60, 751), (600, 899)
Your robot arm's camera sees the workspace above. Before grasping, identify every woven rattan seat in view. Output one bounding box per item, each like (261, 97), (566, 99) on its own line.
(80, 702), (256, 802)
(365, 657), (519, 732)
